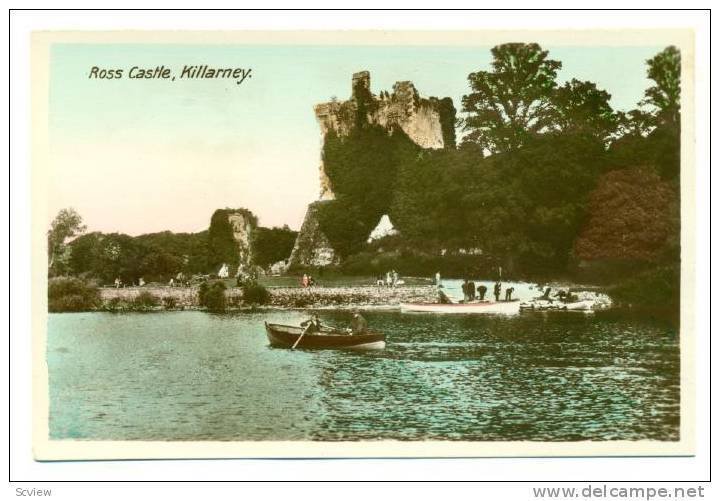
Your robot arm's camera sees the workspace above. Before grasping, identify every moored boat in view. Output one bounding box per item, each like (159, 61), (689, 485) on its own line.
(519, 291), (612, 313)
(400, 300), (520, 315)
(264, 322), (386, 350)
(519, 299), (595, 312)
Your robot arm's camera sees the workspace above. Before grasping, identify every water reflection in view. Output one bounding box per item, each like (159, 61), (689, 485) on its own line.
(48, 310), (679, 441)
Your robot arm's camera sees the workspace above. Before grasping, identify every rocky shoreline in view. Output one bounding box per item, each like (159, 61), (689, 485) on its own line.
(97, 285), (438, 311)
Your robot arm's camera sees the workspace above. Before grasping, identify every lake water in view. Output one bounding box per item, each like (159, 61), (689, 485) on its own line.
(47, 309), (679, 441)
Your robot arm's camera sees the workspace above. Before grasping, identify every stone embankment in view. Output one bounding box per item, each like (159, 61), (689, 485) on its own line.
(98, 285), (437, 310)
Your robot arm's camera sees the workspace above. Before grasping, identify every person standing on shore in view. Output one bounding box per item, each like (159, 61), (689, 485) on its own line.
(494, 281), (502, 302)
(435, 272), (442, 287)
(478, 284), (487, 301)
(505, 287), (515, 301)
(462, 279), (469, 302)
(468, 280), (476, 301)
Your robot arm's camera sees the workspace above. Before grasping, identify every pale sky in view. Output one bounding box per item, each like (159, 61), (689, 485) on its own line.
(47, 44), (662, 235)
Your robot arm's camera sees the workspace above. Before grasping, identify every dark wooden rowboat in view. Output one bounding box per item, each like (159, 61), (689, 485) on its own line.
(264, 322), (386, 350)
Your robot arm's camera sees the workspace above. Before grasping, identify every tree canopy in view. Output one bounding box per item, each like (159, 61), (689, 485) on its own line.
(641, 45), (681, 127)
(461, 43), (561, 154)
(574, 167), (679, 263)
(548, 79), (619, 143)
(48, 208), (86, 275)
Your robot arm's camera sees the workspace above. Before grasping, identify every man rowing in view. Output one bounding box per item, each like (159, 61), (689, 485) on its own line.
(350, 310), (368, 335)
(300, 314), (322, 333)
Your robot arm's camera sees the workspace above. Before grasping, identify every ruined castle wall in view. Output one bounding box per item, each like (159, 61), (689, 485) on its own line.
(313, 71), (451, 201)
(290, 70), (455, 267)
(288, 201), (338, 267)
(227, 211), (255, 273)
(375, 100), (445, 149)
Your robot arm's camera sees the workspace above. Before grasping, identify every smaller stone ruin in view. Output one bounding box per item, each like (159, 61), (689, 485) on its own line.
(287, 201), (339, 268)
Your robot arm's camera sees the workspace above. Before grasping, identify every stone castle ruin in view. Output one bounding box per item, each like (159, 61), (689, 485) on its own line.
(226, 210), (255, 275)
(314, 70), (454, 200)
(288, 71), (455, 268)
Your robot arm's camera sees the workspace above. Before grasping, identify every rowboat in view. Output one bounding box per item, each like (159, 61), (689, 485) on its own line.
(400, 300), (520, 315)
(519, 299), (599, 312)
(264, 322), (386, 350)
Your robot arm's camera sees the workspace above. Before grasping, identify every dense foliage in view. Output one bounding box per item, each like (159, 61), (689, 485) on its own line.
(48, 208), (86, 277)
(68, 231), (209, 284)
(609, 265), (680, 325)
(461, 43), (562, 154)
(434, 96), (457, 148)
(574, 167), (679, 263)
(132, 291), (160, 310)
(251, 226), (298, 268)
(241, 281), (271, 305)
(48, 277), (100, 312)
(207, 208), (256, 272)
(62, 208), (293, 285)
(198, 280), (227, 312)
(318, 126), (419, 257)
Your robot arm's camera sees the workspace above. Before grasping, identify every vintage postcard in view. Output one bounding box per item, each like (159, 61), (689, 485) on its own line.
(32, 29), (695, 460)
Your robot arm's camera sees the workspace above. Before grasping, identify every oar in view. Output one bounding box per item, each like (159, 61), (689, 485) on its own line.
(292, 323), (312, 350)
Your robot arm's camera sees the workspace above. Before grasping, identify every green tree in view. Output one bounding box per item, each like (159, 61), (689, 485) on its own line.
(391, 148), (479, 250)
(48, 208), (86, 275)
(251, 226), (298, 269)
(641, 46), (681, 127)
(198, 280), (227, 312)
(548, 79), (618, 143)
(609, 47), (681, 180)
(461, 43), (561, 154)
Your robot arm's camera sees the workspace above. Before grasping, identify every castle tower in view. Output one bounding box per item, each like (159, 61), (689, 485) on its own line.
(313, 70), (454, 201)
(351, 71), (371, 98)
(289, 71), (456, 268)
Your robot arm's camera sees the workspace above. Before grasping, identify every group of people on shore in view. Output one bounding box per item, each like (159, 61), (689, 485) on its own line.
(376, 270), (401, 288)
(169, 272), (192, 288)
(460, 279), (485, 302)
(438, 279), (516, 304)
(300, 274), (317, 288)
(114, 277), (146, 288)
(536, 287), (578, 304)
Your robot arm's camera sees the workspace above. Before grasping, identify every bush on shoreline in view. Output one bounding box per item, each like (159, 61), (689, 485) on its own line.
(162, 296), (178, 310)
(241, 281), (270, 306)
(132, 291), (160, 310)
(608, 264), (680, 326)
(48, 277), (100, 312)
(198, 280), (227, 312)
